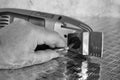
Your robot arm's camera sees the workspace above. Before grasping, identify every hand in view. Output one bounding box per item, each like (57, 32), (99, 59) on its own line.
(0, 20), (66, 69)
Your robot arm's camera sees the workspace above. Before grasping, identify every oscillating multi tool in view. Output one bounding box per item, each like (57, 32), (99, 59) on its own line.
(0, 8), (103, 57)
(0, 8), (103, 80)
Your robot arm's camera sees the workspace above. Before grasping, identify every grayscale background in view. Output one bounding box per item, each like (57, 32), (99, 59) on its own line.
(0, 0), (120, 80)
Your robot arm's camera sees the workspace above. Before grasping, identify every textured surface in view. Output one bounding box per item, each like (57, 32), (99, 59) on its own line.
(0, 59), (62, 80)
(0, 0), (120, 18)
(81, 17), (120, 80)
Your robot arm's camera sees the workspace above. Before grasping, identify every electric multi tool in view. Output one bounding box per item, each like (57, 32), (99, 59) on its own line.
(0, 8), (103, 57)
(0, 8), (103, 80)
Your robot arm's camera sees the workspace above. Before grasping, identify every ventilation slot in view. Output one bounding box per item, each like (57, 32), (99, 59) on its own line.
(0, 15), (10, 28)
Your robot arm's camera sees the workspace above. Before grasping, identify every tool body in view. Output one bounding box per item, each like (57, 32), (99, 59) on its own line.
(0, 8), (103, 58)
(0, 8), (103, 80)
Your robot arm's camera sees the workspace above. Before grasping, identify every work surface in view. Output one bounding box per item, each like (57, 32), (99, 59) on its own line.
(0, 17), (120, 80)
(84, 17), (120, 80)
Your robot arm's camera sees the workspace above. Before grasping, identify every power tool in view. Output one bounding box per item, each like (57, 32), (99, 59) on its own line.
(0, 8), (103, 80)
(0, 8), (103, 57)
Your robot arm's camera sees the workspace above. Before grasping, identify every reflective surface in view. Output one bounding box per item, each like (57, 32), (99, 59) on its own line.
(82, 17), (120, 80)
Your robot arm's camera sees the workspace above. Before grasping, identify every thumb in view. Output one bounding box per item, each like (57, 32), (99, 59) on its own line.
(26, 50), (60, 65)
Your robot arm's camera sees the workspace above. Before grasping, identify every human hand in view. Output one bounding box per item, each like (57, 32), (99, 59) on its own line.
(0, 20), (66, 69)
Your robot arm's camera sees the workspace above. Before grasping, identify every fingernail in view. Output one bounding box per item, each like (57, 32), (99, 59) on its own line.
(56, 47), (69, 56)
(56, 47), (69, 51)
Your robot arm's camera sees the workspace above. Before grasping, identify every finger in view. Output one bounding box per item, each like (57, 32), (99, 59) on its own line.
(27, 50), (60, 64)
(40, 31), (67, 48)
(19, 21), (67, 48)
